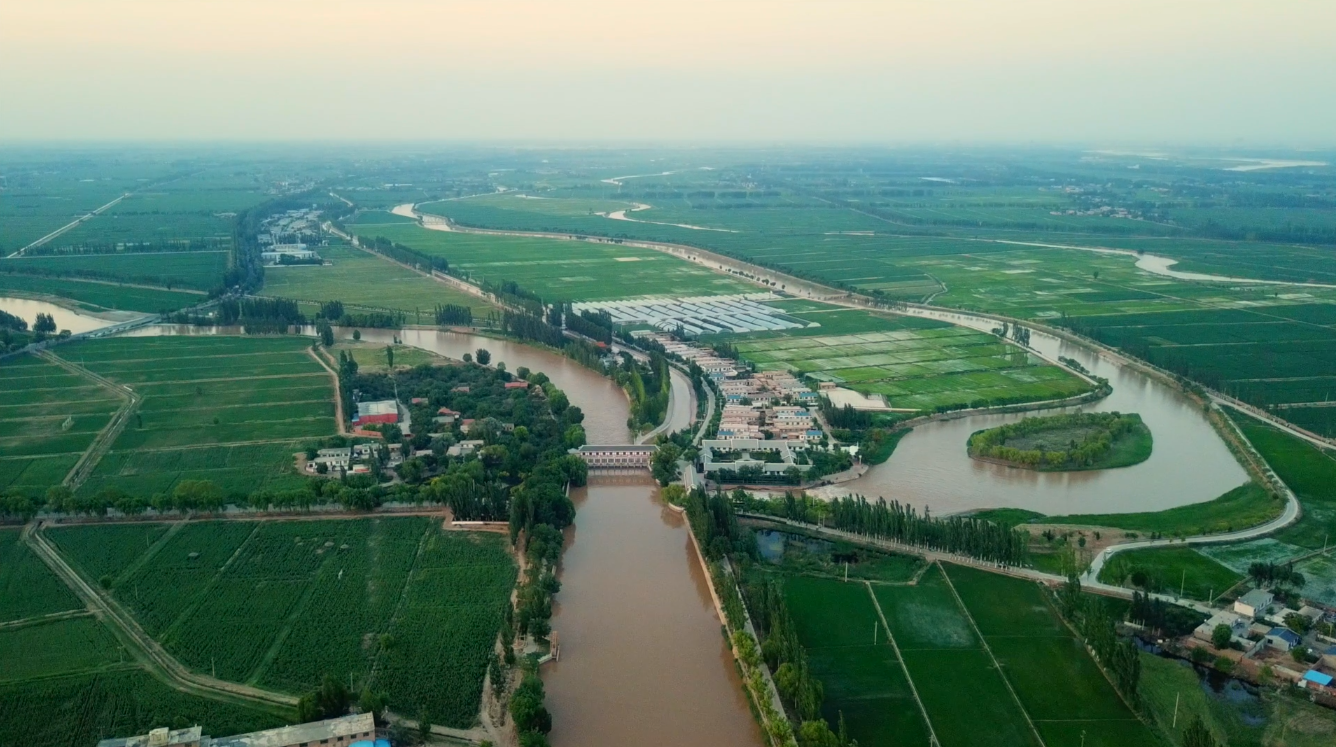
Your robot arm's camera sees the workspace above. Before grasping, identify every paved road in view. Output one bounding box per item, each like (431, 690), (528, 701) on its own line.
(7, 193), (128, 258)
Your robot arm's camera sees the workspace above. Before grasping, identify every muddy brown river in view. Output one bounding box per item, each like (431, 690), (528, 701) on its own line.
(129, 324), (763, 746)
(826, 309), (1250, 516)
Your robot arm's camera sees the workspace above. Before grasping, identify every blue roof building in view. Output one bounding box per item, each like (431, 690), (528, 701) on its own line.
(1266, 627), (1301, 652)
(1303, 670), (1333, 688)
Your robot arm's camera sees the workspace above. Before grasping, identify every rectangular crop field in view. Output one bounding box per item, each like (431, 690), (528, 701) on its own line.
(1061, 306), (1336, 437)
(52, 517), (516, 729)
(352, 222), (754, 302)
(724, 304), (1092, 412)
(780, 575), (931, 747)
(942, 565), (1158, 747)
(0, 528), (84, 623)
(58, 335), (337, 497)
(0, 668), (286, 747)
(0, 615), (124, 684)
(1227, 410), (1336, 551)
(870, 566), (1041, 747)
(1, 251), (229, 291)
(261, 243), (494, 319)
(0, 355), (122, 494)
(0, 272), (205, 313)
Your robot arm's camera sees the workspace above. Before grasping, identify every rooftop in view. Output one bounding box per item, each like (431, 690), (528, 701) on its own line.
(1238, 589), (1275, 608)
(210, 714), (375, 747)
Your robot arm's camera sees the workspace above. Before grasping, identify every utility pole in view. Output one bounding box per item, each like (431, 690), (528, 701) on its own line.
(1172, 692), (1180, 728)
(1181, 569), (1187, 599)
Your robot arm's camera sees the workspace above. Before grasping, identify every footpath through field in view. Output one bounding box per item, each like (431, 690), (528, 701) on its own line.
(36, 349), (141, 492)
(20, 522), (299, 709)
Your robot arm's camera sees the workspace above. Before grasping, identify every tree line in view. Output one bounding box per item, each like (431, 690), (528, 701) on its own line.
(737, 491), (1028, 566)
(1057, 576), (1142, 708)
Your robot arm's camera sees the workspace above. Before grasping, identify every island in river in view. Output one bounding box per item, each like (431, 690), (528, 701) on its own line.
(967, 412), (1152, 472)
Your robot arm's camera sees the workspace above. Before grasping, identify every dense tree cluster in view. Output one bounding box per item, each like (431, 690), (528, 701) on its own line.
(745, 579), (824, 722)
(968, 412), (1144, 470)
(501, 310), (566, 348)
(1057, 576), (1141, 708)
(1248, 561), (1305, 590)
(434, 303), (473, 325)
(0, 308), (34, 351)
(564, 308), (613, 344)
(1128, 591), (1206, 638)
(210, 297), (305, 333)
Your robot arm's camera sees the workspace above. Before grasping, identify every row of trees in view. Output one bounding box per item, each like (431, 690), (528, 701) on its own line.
(680, 488), (854, 747)
(358, 234), (449, 274)
(565, 308), (614, 344)
(1056, 577), (1142, 708)
(816, 494), (1028, 565)
(434, 303), (473, 325)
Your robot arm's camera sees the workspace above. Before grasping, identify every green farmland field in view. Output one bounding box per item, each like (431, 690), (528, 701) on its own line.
(1097, 547), (1242, 602)
(1061, 306), (1336, 437)
(1228, 409), (1336, 550)
(871, 566), (1040, 747)
(49, 517), (516, 729)
(261, 243), (494, 319)
(0, 355), (123, 495)
(351, 221), (754, 302)
(0, 272), (204, 313)
(780, 575), (931, 747)
(0, 668), (286, 747)
(722, 304), (1092, 412)
(419, 175), (1336, 442)
(943, 565), (1158, 747)
(1, 251), (229, 291)
(777, 566), (1156, 747)
(56, 335), (337, 497)
(0, 528), (83, 623)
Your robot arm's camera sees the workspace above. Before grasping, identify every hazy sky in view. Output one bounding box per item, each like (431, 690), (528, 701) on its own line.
(2, 0), (1333, 144)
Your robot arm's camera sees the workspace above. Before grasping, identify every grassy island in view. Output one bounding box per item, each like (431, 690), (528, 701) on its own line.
(967, 412), (1152, 472)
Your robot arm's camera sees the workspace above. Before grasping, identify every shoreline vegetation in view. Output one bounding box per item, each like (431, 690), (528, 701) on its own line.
(967, 412), (1153, 472)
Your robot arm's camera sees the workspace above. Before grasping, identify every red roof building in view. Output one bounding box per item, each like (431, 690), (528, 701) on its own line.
(504, 381), (529, 390)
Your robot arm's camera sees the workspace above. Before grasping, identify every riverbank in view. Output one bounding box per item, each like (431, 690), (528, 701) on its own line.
(966, 413), (1153, 473)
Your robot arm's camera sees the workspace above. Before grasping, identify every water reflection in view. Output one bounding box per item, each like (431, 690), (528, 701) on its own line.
(0, 296), (139, 335)
(829, 317), (1249, 516)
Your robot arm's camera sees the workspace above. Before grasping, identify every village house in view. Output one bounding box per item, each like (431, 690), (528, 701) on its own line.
(447, 439), (486, 457)
(1265, 627), (1301, 653)
(1193, 609), (1249, 645)
(1234, 589), (1275, 619)
(435, 407), (461, 425)
(353, 399), (399, 426)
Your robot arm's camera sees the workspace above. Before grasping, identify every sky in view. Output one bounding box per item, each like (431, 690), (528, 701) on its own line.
(1, 0), (1333, 145)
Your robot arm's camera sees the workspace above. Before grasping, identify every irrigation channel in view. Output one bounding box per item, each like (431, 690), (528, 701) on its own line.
(819, 307), (1251, 517)
(131, 324), (764, 747)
